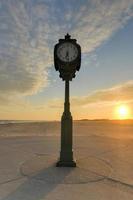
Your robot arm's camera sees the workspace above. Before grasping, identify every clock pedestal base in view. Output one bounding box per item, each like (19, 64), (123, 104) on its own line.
(56, 160), (76, 167)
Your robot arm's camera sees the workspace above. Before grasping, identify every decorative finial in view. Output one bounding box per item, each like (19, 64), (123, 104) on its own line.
(65, 33), (71, 39)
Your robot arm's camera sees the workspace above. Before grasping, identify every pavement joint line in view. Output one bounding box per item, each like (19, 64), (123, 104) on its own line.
(105, 177), (133, 189)
(19, 155), (112, 185)
(0, 176), (26, 186)
(81, 155), (114, 170)
(20, 166), (106, 185)
(31, 176), (106, 185)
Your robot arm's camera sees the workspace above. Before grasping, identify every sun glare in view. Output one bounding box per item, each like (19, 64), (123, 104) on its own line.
(116, 105), (130, 119)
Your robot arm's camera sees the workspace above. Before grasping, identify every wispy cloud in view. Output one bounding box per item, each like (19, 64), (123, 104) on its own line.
(48, 80), (133, 108)
(71, 0), (133, 52)
(0, 0), (133, 105)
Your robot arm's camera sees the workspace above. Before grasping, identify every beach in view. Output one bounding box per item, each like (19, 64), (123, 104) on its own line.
(0, 120), (133, 199)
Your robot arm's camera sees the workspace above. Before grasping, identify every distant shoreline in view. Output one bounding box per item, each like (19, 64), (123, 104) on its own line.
(0, 119), (133, 125)
(76, 119), (133, 122)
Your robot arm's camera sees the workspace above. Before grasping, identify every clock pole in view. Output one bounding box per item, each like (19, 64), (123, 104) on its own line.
(56, 79), (76, 167)
(54, 33), (81, 167)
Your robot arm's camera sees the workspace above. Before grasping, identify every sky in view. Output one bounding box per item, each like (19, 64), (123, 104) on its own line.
(0, 0), (133, 120)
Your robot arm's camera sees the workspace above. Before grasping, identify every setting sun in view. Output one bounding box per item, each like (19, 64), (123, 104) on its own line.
(116, 105), (130, 119)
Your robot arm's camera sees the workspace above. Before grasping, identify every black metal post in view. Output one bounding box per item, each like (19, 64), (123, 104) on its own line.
(56, 80), (76, 167)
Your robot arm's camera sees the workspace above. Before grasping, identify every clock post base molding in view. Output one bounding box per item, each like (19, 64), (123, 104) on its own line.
(56, 159), (76, 167)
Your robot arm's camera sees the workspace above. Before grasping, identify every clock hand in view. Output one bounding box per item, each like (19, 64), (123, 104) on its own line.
(66, 51), (69, 61)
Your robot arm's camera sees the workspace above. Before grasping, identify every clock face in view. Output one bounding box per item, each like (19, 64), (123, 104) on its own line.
(57, 42), (78, 62)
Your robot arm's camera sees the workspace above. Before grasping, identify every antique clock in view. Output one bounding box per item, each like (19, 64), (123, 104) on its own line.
(54, 33), (81, 80)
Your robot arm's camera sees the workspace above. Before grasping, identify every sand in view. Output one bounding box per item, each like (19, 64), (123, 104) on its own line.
(0, 120), (133, 199)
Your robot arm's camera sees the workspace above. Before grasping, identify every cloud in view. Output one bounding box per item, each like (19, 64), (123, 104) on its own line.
(0, 0), (53, 104)
(0, 0), (133, 105)
(48, 80), (133, 108)
(73, 80), (133, 105)
(71, 0), (133, 52)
